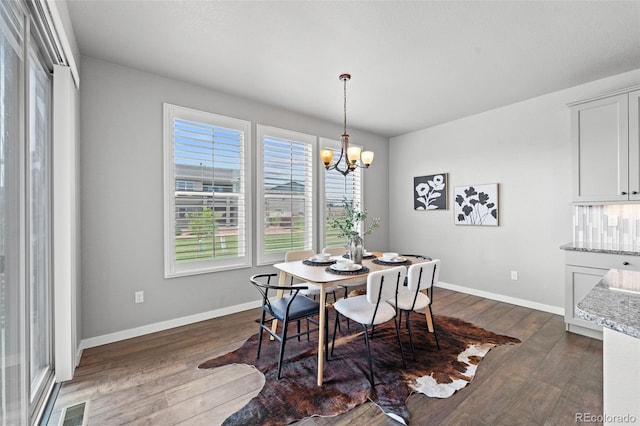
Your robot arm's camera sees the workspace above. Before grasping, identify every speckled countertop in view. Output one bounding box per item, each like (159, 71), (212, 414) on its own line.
(576, 269), (640, 339)
(560, 242), (640, 256)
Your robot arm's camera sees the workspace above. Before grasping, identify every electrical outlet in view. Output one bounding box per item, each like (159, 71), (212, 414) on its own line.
(135, 291), (144, 304)
(510, 271), (518, 280)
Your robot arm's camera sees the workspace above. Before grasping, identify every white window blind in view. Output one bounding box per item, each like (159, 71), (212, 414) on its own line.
(163, 104), (251, 277)
(257, 125), (315, 264)
(320, 138), (363, 249)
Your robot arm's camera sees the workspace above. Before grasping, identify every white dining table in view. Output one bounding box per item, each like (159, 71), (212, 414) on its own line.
(273, 253), (426, 386)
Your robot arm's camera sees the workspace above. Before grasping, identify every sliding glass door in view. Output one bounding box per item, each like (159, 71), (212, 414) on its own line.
(28, 37), (53, 416)
(0, 1), (54, 424)
(0, 2), (27, 424)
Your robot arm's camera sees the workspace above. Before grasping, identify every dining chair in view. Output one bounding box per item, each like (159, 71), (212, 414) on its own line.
(250, 273), (328, 379)
(322, 246), (346, 256)
(400, 254), (429, 260)
(323, 245), (367, 330)
(285, 249), (342, 302)
(387, 259), (441, 360)
(331, 266), (407, 386)
(324, 245), (367, 294)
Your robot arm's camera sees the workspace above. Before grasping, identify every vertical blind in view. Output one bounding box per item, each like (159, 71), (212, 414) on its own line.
(323, 142), (362, 247)
(261, 133), (314, 257)
(171, 115), (246, 265)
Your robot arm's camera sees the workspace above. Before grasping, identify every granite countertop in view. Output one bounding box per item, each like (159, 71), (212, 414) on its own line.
(576, 269), (640, 339)
(560, 242), (640, 256)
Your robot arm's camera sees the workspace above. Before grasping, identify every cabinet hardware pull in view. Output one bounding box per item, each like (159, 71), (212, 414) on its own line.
(633, 191), (639, 195)
(622, 191), (628, 195)
(623, 261), (630, 266)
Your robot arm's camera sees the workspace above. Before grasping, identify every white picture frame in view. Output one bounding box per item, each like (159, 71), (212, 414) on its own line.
(454, 183), (499, 226)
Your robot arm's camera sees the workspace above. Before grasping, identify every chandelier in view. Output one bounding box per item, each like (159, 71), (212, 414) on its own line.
(320, 74), (374, 176)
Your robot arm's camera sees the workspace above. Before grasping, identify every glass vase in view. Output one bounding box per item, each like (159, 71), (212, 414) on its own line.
(348, 234), (364, 265)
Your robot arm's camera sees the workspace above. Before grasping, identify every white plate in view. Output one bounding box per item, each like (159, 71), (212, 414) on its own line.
(310, 257), (332, 263)
(364, 252), (373, 256)
(330, 263), (363, 272)
(380, 257), (406, 263)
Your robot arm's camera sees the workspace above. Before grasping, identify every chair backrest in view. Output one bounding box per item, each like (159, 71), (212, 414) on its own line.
(401, 254), (429, 260)
(285, 249), (315, 262)
(250, 273), (303, 315)
(285, 250), (315, 285)
(323, 246), (346, 256)
(366, 266), (406, 305)
(407, 259), (440, 302)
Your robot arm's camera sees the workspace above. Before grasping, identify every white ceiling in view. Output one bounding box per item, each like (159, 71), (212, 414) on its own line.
(65, 0), (640, 137)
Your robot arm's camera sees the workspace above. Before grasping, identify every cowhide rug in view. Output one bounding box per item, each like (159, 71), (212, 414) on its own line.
(198, 311), (520, 425)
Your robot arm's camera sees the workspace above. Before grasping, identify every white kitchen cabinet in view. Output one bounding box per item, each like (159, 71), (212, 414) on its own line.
(571, 87), (640, 202)
(564, 249), (640, 339)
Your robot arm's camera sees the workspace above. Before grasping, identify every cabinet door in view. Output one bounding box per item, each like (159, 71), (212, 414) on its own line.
(565, 265), (606, 332)
(630, 90), (640, 200)
(572, 94), (629, 202)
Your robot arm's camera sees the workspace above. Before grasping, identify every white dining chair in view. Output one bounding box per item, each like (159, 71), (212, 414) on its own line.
(323, 245), (366, 297)
(285, 250), (342, 302)
(331, 266), (407, 386)
(322, 246), (346, 256)
(387, 259), (441, 359)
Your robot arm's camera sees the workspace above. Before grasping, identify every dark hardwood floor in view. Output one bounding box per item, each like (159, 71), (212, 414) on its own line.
(47, 288), (603, 425)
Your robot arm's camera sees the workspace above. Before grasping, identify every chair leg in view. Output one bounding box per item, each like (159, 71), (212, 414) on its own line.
(362, 325), (375, 387)
(277, 320), (289, 379)
(429, 306), (440, 349)
(324, 308), (329, 360)
(405, 310), (416, 361)
(394, 317), (407, 368)
(297, 320), (301, 342)
(331, 310), (341, 357)
(343, 288), (351, 330)
(256, 310), (267, 359)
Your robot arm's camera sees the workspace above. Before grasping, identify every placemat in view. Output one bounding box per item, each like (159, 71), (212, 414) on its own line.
(303, 259), (336, 266)
(372, 258), (413, 266)
(342, 253), (377, 260)
(325, 265), (370, 275)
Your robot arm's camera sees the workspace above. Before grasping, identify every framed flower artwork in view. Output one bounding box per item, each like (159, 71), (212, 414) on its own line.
(414, 173), (448, 210)
(454, 183), (499, 226)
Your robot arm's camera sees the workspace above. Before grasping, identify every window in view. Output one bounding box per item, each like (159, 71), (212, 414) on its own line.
(257, 125), (315, 264)
(320, 138), (363, 249)
(1, 1), (56, 422)
(163, 104), (251, 277)
(175, 180), (195, 191)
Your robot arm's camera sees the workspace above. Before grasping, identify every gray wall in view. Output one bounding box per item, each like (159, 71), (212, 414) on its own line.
(79, 56), (389, 340)
(389, 69), (640, 309)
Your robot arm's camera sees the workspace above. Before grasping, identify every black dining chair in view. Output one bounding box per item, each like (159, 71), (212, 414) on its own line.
(250, 273), (328, 379)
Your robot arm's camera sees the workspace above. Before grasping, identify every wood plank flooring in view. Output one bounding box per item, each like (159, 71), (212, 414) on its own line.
(47, 288), (603, 425)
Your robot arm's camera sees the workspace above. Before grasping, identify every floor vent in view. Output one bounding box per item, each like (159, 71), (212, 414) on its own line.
(59, 401), (89, 426)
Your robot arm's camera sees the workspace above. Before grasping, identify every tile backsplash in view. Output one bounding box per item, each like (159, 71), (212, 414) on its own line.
(574, 205), (640, 248)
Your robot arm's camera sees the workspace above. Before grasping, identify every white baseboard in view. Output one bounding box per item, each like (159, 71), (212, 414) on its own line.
(79, 299), (262, 350)
(437, 281), (565, 316)
(75, 345), (83, 367)
(79, 284), (563, 352)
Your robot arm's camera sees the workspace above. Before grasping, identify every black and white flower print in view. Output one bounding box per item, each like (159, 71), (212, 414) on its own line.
(454, 184), (498, 226)
(414, 174), (447, 210)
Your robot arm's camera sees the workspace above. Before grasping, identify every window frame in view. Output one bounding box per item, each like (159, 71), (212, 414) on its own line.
(163, 103), (252, 278)
(256, 124), (316, 265)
